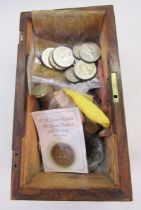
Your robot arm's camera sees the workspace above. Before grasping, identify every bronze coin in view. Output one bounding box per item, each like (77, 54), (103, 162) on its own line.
(51, 142), (75, 167)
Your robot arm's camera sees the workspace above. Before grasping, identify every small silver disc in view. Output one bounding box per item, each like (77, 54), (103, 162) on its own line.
(74, 60), (97, 80)
(53, 46), (74, 68)
(49, 50), (65, 70)
(65, 67), (80, 83)
(41, 48), (55, 68)
(72, 42), (82, 59)
(80, 42), (101, 62)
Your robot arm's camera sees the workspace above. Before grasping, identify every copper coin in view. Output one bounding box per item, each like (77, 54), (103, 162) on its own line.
(51, 142), (75, 167)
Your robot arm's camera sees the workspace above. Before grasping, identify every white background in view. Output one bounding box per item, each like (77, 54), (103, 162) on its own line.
(0, 0), (141, 209)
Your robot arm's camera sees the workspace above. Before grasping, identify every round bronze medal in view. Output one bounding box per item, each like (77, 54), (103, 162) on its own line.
(51, 142), (75, 167)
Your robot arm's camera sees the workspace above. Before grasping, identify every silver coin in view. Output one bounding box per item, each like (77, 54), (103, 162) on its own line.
(80, 42), (101, 62)
(41, 48), (55, 68)
(49, 50), (65, 70)
(74, 57), (81, 64)
(74, 60), (97, 80)
(72, 42), (82, 59)
(53, 46), (74, 68)
(65, 67), (80, 83)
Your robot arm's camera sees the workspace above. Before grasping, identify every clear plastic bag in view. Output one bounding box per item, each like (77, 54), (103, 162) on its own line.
(85, 134), (104, 172)
(32, 75), (101, 93)
(27, 29), (101, 95)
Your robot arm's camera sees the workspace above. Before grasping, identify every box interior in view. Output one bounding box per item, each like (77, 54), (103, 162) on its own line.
(20, 9), (119, 190)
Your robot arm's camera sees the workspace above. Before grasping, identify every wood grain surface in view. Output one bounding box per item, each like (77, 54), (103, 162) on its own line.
(11, 6), (132, 201)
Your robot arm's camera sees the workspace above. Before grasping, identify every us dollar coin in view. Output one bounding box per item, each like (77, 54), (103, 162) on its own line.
(80, 42), (101, 62)
(74, 60), (97, 80)
(41, 48), (55, 68)
(53, 46), (74, 68)
(49, 50), (65, 70)
(51, 142), (75, 167)
(65, 67), (80, 83)
(72, 42), (82, 59)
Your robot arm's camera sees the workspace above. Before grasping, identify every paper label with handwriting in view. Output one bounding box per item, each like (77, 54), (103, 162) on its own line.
(32, 107), (88, 173)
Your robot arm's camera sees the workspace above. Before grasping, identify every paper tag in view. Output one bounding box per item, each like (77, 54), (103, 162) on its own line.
(32, 107), (88, 173)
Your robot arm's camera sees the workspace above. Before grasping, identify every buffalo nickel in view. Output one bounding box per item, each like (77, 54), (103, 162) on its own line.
(41, 48), (55, 68)
(51, 142), (75, 167)
(53, 46), (74, 68)
(65, 67), (80, 83)
(49, 50), (65, 70)
(74, 60), (97, 80)
(80, 42), (101, 62)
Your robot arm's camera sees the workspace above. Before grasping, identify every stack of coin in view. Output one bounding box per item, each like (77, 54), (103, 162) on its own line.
(41, 42), (101, 83)
(31, 84), (54, 109)
(72, 42), (101, 82)
(41, 46), (74, 70)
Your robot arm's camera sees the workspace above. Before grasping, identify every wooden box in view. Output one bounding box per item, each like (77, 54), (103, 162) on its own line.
(11, 5), (132, 201)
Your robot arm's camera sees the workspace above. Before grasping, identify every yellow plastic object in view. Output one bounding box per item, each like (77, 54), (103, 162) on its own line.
(83, 94), (93, 102)
(63, 89), (110, 128)
(111, 72), (119, 103)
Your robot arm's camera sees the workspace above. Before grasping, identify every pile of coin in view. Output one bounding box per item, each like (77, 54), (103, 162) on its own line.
(41, 42), (101, 83)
